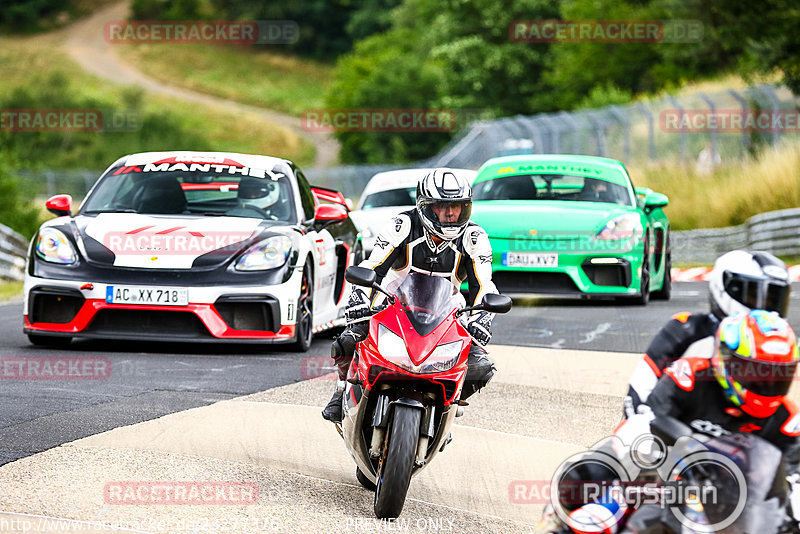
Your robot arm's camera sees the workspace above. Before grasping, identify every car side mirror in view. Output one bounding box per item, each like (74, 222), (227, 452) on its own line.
(46, 194), (72, 217)
(644, 192), (669, 211)
(481, 293), (512, 314)
(314, 204), (348, 230)
(345, 266), (376, 287)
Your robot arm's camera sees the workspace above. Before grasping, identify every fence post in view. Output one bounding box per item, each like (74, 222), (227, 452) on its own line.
(698, 93), (718, 161)
(538, 114), (561, 154)
(727, 89), (751, 155)
(635, 103), (656, 160)
(557, 111), (582, 154)
(584, 111), (606, 157)
(756, 84), (781, 146)
(608, 105), (630, 161)
(666, 96), (688, 161)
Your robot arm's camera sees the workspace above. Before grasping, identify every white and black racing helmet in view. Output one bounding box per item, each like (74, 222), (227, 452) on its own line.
(708, 250), (791, 319)
(416, 168), (472, 241)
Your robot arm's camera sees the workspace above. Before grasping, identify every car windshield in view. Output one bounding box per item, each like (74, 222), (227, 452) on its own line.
(473, 174), (632, 206)
(393, 273), (461, 335)
(361, 187), (416, 209)
(82, 167), (297, 222)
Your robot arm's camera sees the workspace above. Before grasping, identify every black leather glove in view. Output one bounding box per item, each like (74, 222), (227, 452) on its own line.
(345, 288), (371, 321)
(467, 310), (493, 346)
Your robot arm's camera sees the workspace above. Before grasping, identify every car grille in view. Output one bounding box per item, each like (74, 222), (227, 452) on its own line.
(492, 271), (579, 293)
(86, 309), (210, 337)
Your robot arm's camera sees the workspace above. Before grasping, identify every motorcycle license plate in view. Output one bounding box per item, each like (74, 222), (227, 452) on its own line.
(502, 252), (558, 268)
(106, 285), (189, 306)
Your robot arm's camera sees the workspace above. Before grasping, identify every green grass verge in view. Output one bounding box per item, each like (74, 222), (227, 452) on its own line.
(0, 36), (315, 170)
(118, 44), (334, 116)
(0, 281), (23, 302)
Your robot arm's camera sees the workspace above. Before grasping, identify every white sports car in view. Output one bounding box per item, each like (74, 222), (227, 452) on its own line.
(23, 151), (362, 350)
(349, 168), (476, 255)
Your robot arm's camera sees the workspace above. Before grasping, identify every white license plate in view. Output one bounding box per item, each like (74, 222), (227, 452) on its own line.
(502, 252), (558, 268)
(106, 285), (189, 306)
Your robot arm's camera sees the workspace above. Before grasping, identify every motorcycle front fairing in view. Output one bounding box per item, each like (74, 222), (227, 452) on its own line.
(341, 273), (472, 483)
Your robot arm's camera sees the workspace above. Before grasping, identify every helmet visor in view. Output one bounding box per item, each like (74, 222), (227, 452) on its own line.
(723, 271), (790, 317)
(419, 198), (472, 227)
(724, 351), (797, 397)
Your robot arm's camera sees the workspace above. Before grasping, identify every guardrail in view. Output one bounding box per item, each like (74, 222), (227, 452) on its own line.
(672, 207), (800, 265)
(0, 223), (28, 282)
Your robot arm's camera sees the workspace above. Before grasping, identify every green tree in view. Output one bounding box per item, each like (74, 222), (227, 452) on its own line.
(0, 153), (43, 238)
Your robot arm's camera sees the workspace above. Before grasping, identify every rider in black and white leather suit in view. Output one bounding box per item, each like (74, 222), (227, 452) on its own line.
(322, 168), (498, 422)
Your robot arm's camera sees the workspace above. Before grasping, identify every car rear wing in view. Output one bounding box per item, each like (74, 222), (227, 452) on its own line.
(311, 186), (351, 211)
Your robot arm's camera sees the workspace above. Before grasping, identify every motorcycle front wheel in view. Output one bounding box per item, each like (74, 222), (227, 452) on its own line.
(373, 404), (421, 519)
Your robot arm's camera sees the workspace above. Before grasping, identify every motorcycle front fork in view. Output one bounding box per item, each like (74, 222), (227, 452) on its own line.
(369, 388), (436, 467)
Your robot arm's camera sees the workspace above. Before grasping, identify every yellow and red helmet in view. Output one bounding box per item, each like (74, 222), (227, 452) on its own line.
(712, 310), (799, 418)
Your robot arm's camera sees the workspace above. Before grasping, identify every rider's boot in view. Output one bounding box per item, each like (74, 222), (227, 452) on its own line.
(321, 334), (354, 422)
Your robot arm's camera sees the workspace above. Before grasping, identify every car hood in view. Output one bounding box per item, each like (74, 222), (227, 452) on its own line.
(77, 213), (268, 269)
(471, 201), (636, 239)
(349, 206), (412, 233)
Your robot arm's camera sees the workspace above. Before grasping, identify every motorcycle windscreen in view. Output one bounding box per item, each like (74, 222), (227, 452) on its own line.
(395, 272), (459, 336)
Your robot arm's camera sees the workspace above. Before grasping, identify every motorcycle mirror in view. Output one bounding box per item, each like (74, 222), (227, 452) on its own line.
(345, 266), (396, 304)
(650, 416), (692, 446)
(345, 266), (376, 287)
(481, 293), (512, 314)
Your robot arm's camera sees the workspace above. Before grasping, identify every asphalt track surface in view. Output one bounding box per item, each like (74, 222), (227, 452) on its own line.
(1, 282), (799, 533)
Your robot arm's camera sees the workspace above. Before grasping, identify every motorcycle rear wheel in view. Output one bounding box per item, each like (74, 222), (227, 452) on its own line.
(373, 404), (421, 519)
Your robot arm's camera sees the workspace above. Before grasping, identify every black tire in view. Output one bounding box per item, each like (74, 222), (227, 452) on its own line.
(27, 334), (72, 347)
(373, 405), (421, 519)
(630, 239), (650, 306)
(356, 467), (377, 491)
(652, 238), (672, 301)
(287, 263), (313, 352)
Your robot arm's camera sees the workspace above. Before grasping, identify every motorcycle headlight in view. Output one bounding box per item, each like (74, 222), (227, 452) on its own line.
(235, 236), (292, 271)
(419, 340), (463, 373)
(596, 214), (643, 241)
(378, 324), (412, 365)
(35, 228), (77, 264)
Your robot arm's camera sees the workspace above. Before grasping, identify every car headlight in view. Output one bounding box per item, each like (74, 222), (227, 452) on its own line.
(235, 236), (292, 271)
(377, 324), (462, 374)
(596, 214), (643, 241)
(35, 228), (77, 264)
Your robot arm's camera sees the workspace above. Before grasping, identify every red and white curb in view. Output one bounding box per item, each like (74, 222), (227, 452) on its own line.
(671, 265), (800, 282)
(312, 318), (347, 334)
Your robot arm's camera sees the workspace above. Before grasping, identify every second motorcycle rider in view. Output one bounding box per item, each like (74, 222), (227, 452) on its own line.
(322, 168), (498, 422)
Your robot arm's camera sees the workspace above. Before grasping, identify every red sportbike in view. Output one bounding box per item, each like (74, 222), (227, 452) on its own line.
(335, 266), (511, 519)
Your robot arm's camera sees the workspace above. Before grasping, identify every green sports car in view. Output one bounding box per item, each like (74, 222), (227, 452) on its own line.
(469, 154), (671, 304)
